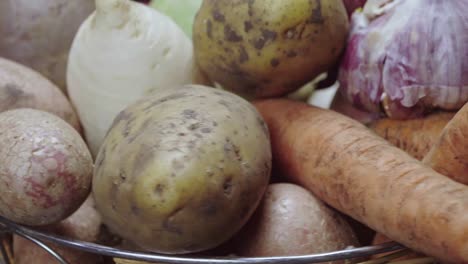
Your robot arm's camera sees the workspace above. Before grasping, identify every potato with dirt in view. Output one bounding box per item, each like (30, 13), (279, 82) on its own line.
(193, 0), (349, 99)
(230, 183), (359, 262)
(0, 109), (93, 226)
(0, 57), (81, 132)
(93, 85), (272, 254)
(13, 196), (104, 264)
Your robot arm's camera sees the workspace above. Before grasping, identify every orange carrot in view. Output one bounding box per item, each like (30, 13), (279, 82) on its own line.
(369, 112), (454, 160)
(254, 99), (468, 263)
(422, 103), (468, 184)
(371, 104), (467, 260)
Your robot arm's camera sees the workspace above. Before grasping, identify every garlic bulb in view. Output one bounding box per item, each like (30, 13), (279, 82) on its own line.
(67, 0), (193, 156)
(339, 0), (468, 119)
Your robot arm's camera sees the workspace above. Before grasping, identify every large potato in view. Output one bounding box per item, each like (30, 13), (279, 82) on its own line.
(93, 85), (272, 254)
(0, 57), (81, 132)
(193, 0), (349, 99)
(230, 183), (359, 263)
(13, 196), (104, 264)
(0, 0), (94, 92)
(0, 109), (93, 226)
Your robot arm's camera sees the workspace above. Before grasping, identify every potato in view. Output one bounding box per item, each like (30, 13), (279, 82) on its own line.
(229, 183), (359, 263)
(93, 85), (272, 254)
(193, 0), (349, 99)
(13, 196), (104, 264)
(0, 57), (81, 132)
(0, 109), (93, 226)
(0, 0), (94, 92)
(114, 259), (151, 264)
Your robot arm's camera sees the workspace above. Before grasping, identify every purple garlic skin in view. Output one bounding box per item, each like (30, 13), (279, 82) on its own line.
(339, 0), (468, 119)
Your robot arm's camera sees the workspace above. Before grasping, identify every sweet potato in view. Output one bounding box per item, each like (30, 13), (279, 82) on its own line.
(254, 99), (468, 263)
(422, 103), (468, 184)
(369, 112), (454, 160)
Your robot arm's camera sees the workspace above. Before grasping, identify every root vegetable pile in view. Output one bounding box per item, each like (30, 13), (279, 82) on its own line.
(0, 0), (467, 263)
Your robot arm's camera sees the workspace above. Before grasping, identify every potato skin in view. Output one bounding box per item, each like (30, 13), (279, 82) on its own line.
(93, 85), (272, 254)
(193, 0), (349, 99)
(0, 109), (92, 226)
(13, 196), (104, 264)
(231, 183), (359, 263)
(0, 0), (94, 92)
(0, 57), (81, 132)
(114, 259), (152, 264)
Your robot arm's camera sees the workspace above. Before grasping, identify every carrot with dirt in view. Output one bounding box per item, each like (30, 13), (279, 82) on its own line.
(422, 103), (468, 185)
(254, 99), (468, 263)
(371, 103), (467, 260)
(371, 233), (425, 260)
(369, 112), (454, 160)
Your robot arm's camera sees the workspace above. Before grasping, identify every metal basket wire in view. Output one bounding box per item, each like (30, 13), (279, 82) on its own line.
(0, 215), (407, 264)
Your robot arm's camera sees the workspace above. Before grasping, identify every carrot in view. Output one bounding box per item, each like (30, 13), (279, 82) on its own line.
(422, 103), (468, 184)
(370, 104), (467, 260)
(369, 112), (454, 160)
(254, 99), (468, 263)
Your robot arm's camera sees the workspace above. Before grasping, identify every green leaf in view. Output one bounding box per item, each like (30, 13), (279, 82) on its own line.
(149, 0), (203, 37)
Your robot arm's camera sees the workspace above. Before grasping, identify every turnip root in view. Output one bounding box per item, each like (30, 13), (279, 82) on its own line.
(67, 0), (194, 156)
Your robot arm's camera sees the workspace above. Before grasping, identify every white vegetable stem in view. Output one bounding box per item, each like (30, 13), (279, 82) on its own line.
(67, 0), (194, 157)
(95, 0), (129, 27)
(95, 0), (123, 11)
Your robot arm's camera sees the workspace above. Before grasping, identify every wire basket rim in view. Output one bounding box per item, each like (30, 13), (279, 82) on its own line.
(0, 215), (404, 264)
